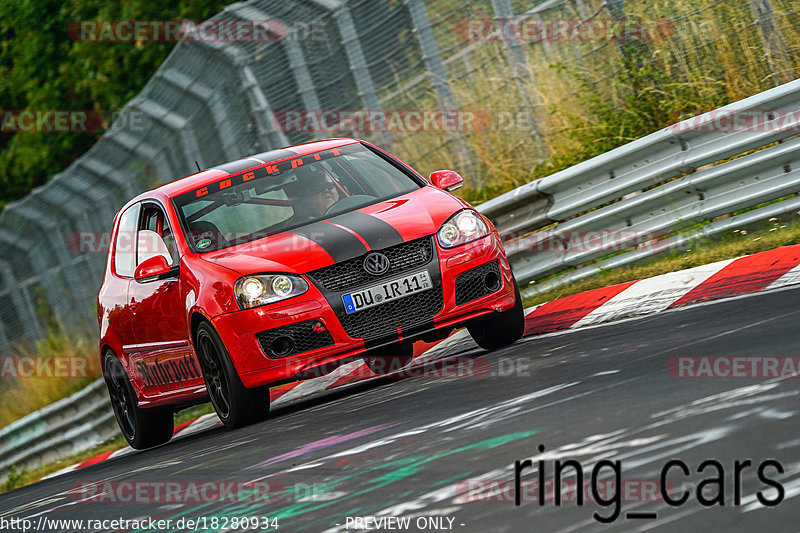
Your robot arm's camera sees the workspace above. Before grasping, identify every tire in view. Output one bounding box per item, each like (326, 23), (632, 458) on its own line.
(195, 321), (270, 428)
(467, 278), (525, 350)
(103, 351), (173, 450)
(363, 341), (413, 375)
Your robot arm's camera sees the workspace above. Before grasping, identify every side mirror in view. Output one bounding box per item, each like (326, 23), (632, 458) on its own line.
(134, 255), (172, 282)
(430, 170), (464, 192)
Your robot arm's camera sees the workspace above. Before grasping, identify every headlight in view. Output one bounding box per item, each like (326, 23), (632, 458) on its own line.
(436, 210), (490, 248)
(234, 274), (309, 309)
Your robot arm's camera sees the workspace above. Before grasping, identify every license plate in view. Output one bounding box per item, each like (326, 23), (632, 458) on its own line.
(342, 271), (432, 314)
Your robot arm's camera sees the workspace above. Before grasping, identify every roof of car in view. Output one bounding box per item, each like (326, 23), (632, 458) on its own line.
(140, 138), (362, 200)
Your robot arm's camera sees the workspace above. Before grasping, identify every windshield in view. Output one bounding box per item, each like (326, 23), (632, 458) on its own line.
(172, 142), (423, 252)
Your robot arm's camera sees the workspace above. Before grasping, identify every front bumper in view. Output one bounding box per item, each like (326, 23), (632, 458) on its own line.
(211, 233), (516, 388)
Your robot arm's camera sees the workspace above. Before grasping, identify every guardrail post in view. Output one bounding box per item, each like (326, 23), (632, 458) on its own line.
(198, 39), (289, 152)
(0, 314), (8, 353)
(334, 3), (390, 148)
(748, 0), (793, 85)
(605, 0), (634, 59)
(0, 230), (61, 337)
(574, 0), (588, 18)
(0, 260), (41, 343)
(240, 62), (290, 150)
(284, 40), (322, 109)
(604, 0), (658, 100)
(228, 4), (324, 141)
(490, 0), (548, 159)
(155, 69), (242, 161)
(406, 0), (476, 177)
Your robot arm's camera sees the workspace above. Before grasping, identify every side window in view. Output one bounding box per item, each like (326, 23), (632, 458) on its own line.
(137, 204), (180, 267)
(114, 203), (140, 277)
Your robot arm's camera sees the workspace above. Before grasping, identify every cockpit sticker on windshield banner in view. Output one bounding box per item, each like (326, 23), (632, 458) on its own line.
(177, 144), (362, 203)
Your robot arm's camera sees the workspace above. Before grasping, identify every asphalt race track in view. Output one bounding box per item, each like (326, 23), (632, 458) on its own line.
(3, 286), (800, 532)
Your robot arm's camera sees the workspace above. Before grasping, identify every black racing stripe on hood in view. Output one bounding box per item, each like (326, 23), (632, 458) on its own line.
(329, 211), (405, 251)
(290, 222), (368, 263)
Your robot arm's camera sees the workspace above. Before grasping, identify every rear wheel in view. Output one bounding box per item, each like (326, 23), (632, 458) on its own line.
(103, 351), (173, 449)
(467, 278), (525, 350)
(195, 321), (270, 428)
(363, 341), (413, 375)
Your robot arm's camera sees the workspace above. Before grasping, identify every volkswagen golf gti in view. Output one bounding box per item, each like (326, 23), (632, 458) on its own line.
(98, 138), (524, 448)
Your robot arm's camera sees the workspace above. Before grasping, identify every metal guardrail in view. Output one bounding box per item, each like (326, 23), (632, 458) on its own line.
(0, 378), (116, 482)
(478, 78), (800, 296)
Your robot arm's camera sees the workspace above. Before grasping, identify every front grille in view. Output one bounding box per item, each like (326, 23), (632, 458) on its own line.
(256, 320), (334, 359)
(339, 287), (444, 340)
(308, 237), (433, 291)
(455, 260), (502, 306)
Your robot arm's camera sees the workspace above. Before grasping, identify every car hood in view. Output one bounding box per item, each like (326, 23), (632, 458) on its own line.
(200, 186), (468, 275)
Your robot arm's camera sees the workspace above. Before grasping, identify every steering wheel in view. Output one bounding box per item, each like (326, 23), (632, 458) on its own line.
(324, 195), (376, 217)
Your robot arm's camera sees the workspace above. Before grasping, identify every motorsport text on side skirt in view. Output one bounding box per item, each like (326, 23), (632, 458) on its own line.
(98, 139), (524, 449)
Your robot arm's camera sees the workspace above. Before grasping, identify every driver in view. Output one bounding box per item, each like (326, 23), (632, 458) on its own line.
(284, 166), (340, 222)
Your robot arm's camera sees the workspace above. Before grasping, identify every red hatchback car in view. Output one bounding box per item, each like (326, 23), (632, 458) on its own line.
(98, 139), (523, 448)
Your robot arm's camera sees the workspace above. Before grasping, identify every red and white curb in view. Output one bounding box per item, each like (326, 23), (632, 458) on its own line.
(42, 244), (800, 480)
(523, 244), (800, 335)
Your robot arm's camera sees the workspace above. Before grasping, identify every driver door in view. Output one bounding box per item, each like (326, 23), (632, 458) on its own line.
(128, 203), (201, 395)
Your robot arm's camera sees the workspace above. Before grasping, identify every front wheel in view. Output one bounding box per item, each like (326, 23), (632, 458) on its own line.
(467, 279), (525, 350)
(195, 322), (270, 428)
(103, 351), (173, 449)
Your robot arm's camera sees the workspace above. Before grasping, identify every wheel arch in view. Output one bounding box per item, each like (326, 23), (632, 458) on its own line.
(190, 311), (210, 341)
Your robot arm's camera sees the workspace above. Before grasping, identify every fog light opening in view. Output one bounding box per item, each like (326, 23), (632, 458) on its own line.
(484, 271), (501, 292)
(270, 336), (295, 357)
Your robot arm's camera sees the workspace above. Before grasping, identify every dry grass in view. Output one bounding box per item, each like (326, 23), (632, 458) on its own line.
(388, 0), (800, 204)
(0, 327), (100, 428)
